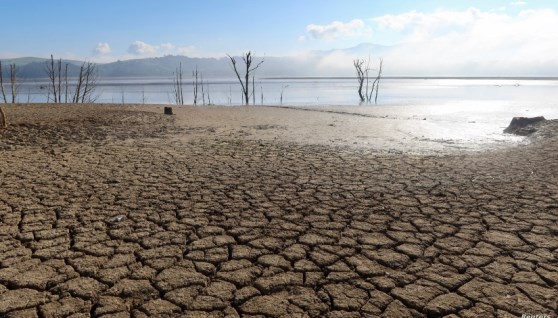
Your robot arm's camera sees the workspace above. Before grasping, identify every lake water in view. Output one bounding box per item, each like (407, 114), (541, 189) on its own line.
(13, 77), (558, 108)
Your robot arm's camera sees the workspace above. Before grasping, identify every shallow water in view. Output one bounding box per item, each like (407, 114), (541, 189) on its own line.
(15, 77), (558, 107)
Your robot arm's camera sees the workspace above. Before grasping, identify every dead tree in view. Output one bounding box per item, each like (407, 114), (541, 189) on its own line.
(64, 63), (69, 103)
(44, 55), (64, 103)
(353, 59), (367, 102)
(192, 66), (199, 105)
(73, 61), (98, 103)
(0, 62), (20, 104)
(0, 63), (6, 127)
(371, 59), (383, 104)
(57, 59), (62, 103)
(201, 73), (205, 105)
(0, 62), (8, 128)
(353, 57), (383, 104)
(172, 63), (184, 105)
(227, 52), (264, 105)
(0, 61), (7, 103)
(9, 64), (18, 103)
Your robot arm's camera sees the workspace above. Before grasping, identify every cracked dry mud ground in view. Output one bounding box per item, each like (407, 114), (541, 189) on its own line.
(0, 105), (557, 318)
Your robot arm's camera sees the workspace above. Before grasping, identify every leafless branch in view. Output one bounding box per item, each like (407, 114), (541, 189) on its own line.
(227, 51), (264, 105)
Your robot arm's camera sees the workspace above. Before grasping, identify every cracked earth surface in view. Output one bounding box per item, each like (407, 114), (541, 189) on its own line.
(0, 105), (557, 318)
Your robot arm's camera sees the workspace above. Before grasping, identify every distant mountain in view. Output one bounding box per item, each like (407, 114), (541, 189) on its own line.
(96, 55), (341, 78)
(1, 43), (389, 79)
(1, 57), (94, 79)
(1, 57), (49, 66)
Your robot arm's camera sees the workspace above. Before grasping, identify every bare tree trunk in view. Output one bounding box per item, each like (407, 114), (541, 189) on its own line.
(172, 63), (184, 105)
(82, 62), (94, 103)
(9, 64), (18, 103)
(0, 105), (6, 129)
(206, 81), (211, 105)
(374, 59), (383, 104)
(201, 73), (205, 105)
(81, 64), (90, 103)
(179, 63), (184, 104)
(46, 84), (51, 103)
(50, 55), (57, 103)
(192, 66), (199, 105)
(64, 63), (68, 103)
(72, 61), (98, 103)
(355, 56), (384, 104)
(0, 62), (9, 128)
(73, 65), (84, 103)
(227, 52), (264, 105)
(172, 70), (179, 105)
(353, 59), (366, 103)
(57, 59), (62, 103)
(364, 56), (371, 102)
(0, 61), (7, 103)
(244, 56), (249, 104)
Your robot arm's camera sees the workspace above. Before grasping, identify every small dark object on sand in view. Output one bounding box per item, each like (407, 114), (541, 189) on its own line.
(503, 116), (546, 135)
(164, 107), (173, 115)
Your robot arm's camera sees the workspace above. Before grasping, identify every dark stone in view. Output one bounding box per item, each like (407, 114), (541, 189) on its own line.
(164, 107), (173, 115)
(503, 116), (546, 135)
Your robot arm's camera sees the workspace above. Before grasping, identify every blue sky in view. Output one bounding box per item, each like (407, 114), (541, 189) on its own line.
(2, 0), (558, 75)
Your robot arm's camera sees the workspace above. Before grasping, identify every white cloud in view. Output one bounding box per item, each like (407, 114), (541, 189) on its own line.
(366, 8), (558, 75)
(94, 42), (112, 55)
(160, 42), (175, 50)
(177, 46), (195, 55)
(373, 8), (484, 38)
(128, 41), (157, 55)
(305, 19), (371, 40)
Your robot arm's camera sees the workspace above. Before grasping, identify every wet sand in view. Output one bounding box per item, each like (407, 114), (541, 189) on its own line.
(0, 104), (557, 317)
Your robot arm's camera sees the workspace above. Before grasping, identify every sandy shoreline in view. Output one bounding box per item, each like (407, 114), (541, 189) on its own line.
(0, 104), (557, 317)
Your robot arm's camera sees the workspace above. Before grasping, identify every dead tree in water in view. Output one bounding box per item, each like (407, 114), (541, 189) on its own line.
(371, 59), (383, 104)
(172, 62), (185, 105)
(45, 55), (59, 103)
(192, 66), (199, 105)
(353, 59), (366, 102)
(9, 64), (18, 103)
(227, 51), (264, 105)
(45, 56), (64, 103)
(45, 56), (98, 103)
(1, 62), (20, 104)
(73, 62), (98, 103)
(0, 62), (7, 128)
(353, 57), (383, 104)
(0, 61), (8, 103)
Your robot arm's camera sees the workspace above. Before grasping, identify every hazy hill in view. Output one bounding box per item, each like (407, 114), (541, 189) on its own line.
(1, 43), (387, 78)
(1, 55), (323, 78)
(95, 55), (339, 78)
